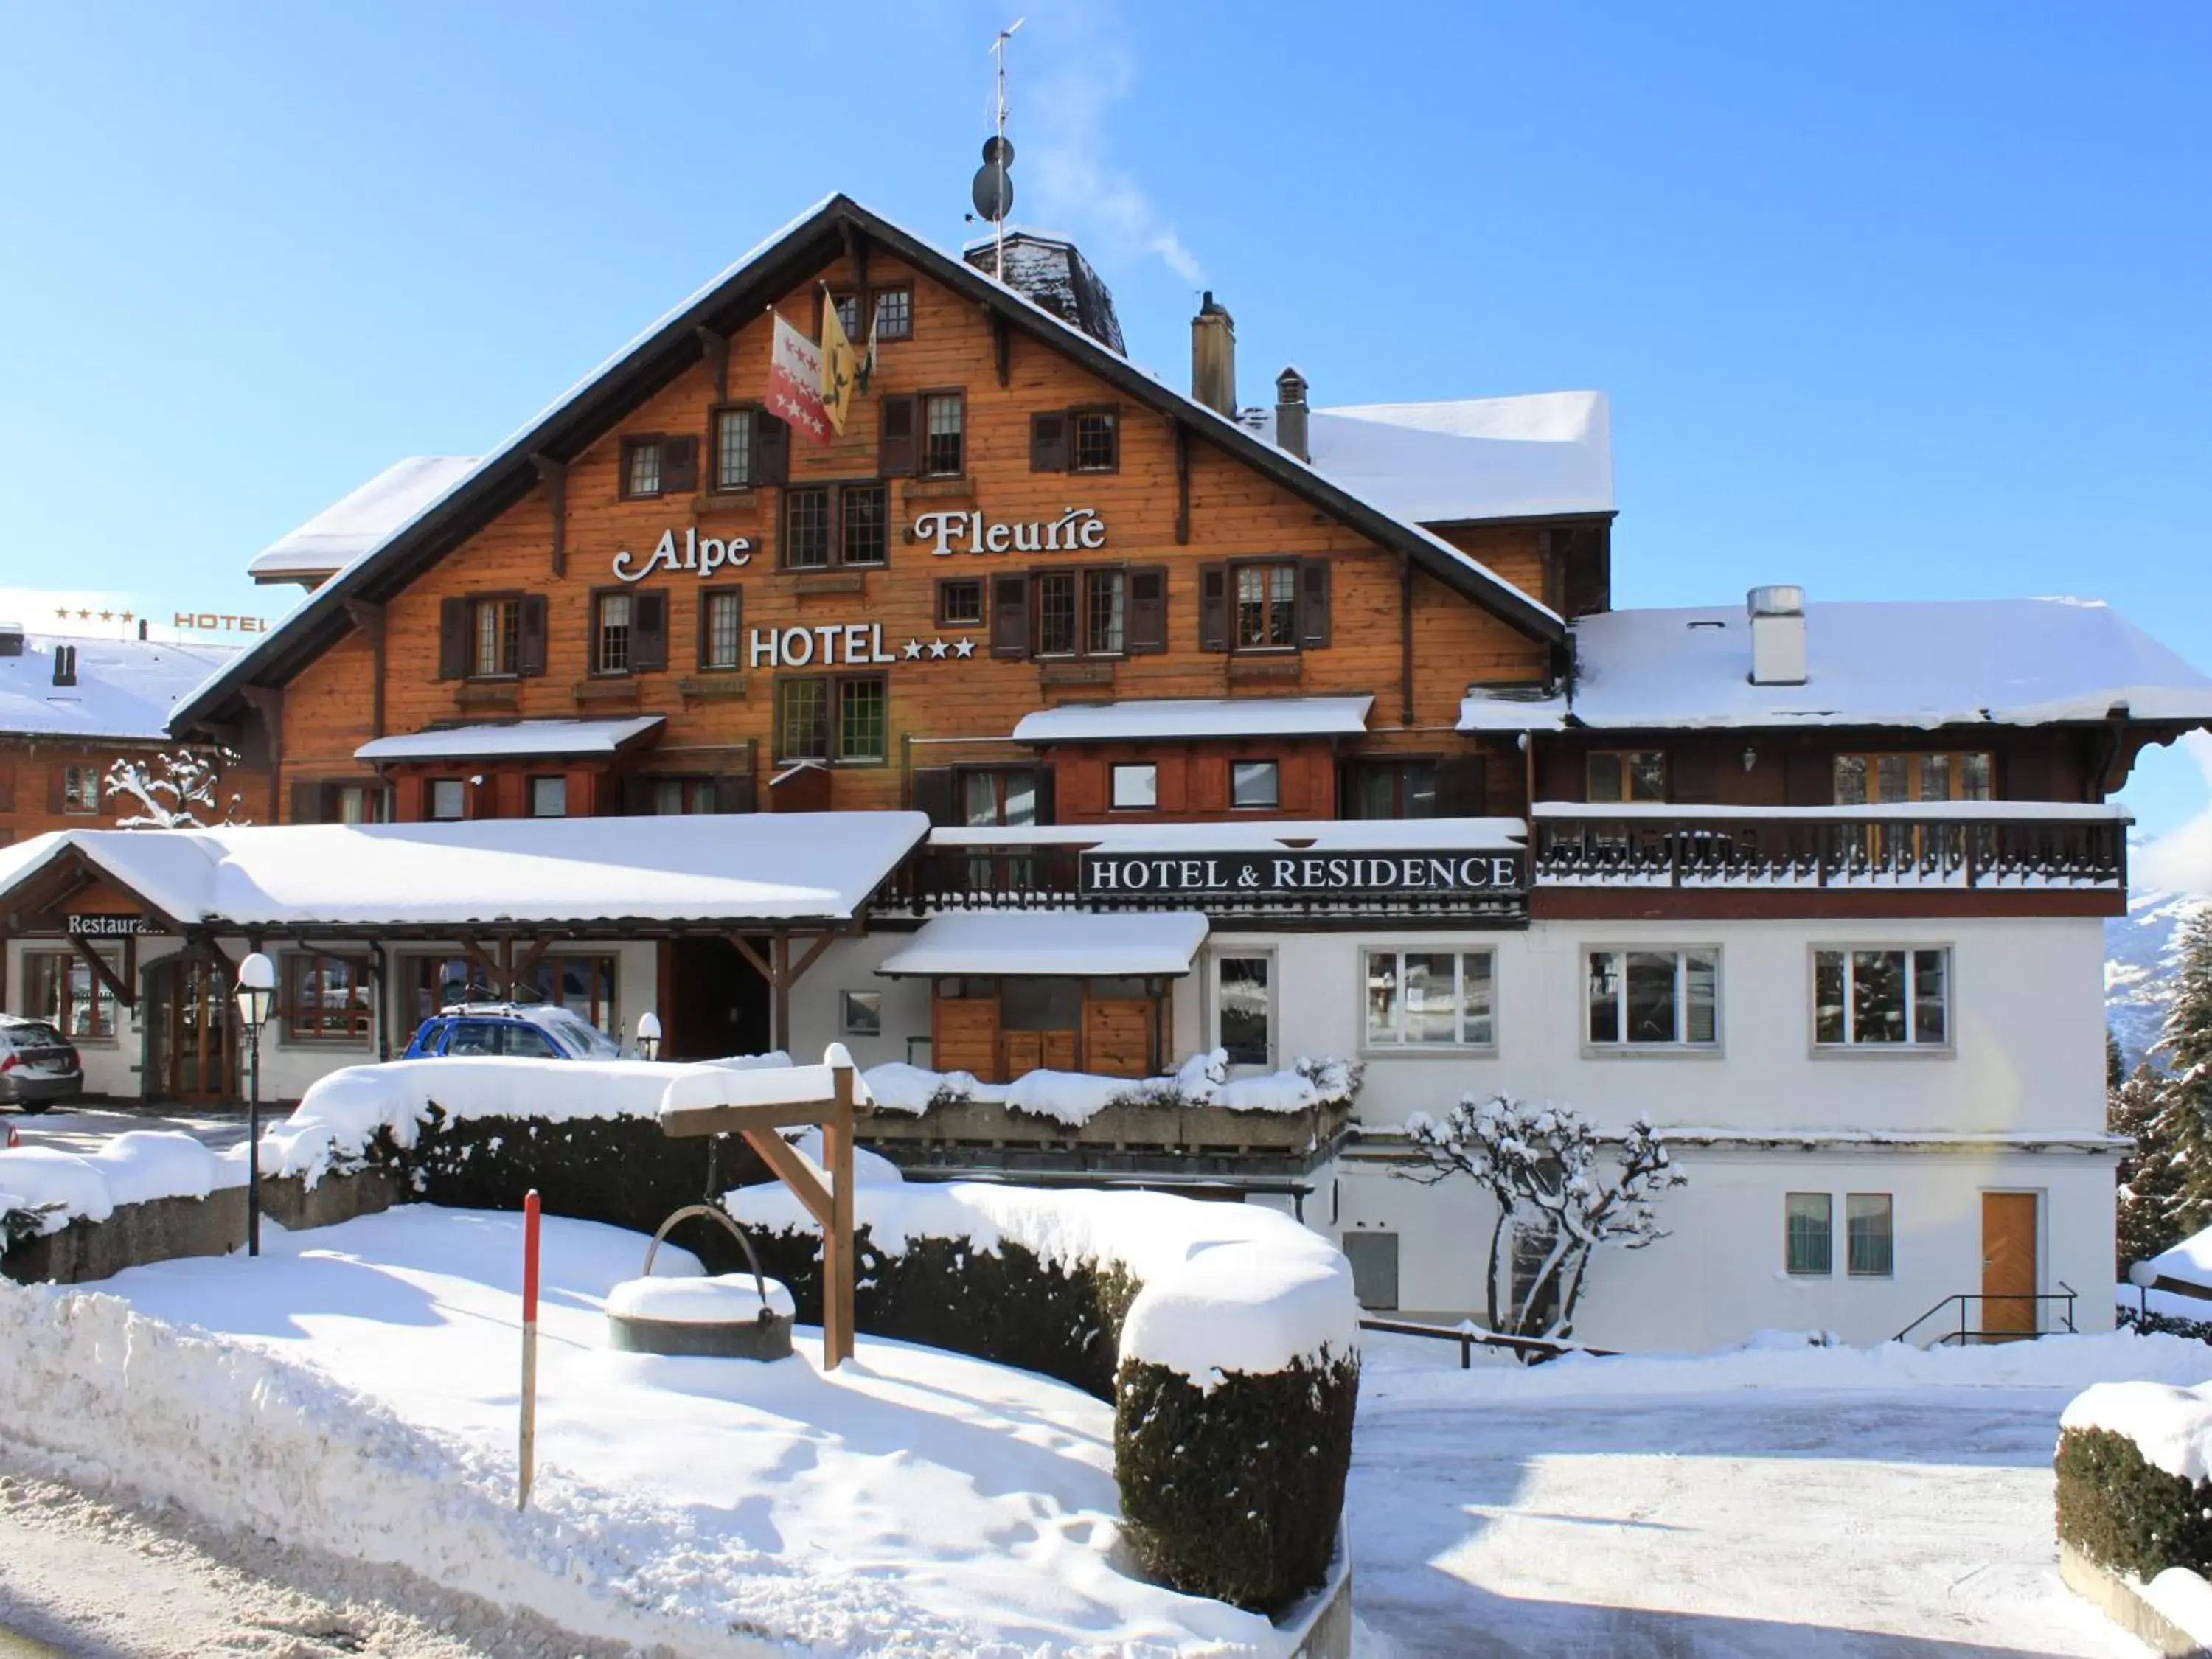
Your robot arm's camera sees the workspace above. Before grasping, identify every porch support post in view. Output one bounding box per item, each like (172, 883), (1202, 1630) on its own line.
(69, 934), (134, 1011)
(821, 1057), (856, 1368)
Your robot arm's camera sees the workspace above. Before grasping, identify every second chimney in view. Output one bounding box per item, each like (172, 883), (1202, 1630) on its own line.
(1274, 366), (1310, 463)
(1191, 291), (1237, 417)
(1747, 585), (1806, 686)
(52, 643), (77, 688)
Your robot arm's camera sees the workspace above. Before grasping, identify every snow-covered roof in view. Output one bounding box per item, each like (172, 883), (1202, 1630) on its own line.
(1242, 392), (1613, 524)
(1457, 686), (1571, 732)
(0, 632), (239, 741)
(1012, 696), (1373, 743)
(0, 813), (928, 929)
(924, 816), (1529, 850)
(1526, 598), (2212, 733)
(875, 910), (1210, 978)
(354, 717), (664, 762)
(247, 457), (481, 584)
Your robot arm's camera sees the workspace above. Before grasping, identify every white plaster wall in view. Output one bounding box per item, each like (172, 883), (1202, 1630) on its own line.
(1329, 1144), (2117, 1352)
(787, 932), (934, 1071)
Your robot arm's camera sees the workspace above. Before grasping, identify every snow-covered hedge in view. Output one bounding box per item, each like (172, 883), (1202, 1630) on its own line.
(2, 1133), (243, 1245)
(729, 1166), (1359, 1614)
(860, 1051), (1361, 1125)
(2058, 1380), (2212, 1582)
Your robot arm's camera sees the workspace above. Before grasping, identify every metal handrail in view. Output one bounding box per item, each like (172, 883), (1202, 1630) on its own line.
(1357, 1315), (1615, 1368)
(1894, 1282), (2077, 1346)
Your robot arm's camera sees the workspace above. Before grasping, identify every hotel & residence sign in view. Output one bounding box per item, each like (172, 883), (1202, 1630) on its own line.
(1077, 851), (1526, 902)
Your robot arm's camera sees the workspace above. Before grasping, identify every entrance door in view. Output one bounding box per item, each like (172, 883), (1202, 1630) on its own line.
(664, 938), (770, 1061)
(1981, 1192), (2039, 1340)
(149, 957), (234, 1104)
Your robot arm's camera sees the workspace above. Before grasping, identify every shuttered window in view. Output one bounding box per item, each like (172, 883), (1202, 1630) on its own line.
(700, 588), (744, 670)
(619, 435), (697, 499)
(922, 393), (964, 476)
(594, 592), (633, 675)
(712, 407), (754, 490)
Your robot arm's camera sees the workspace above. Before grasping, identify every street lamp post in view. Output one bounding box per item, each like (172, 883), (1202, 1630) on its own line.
(636, 1011), (663, 1063)
(235, 952), (275, 1257)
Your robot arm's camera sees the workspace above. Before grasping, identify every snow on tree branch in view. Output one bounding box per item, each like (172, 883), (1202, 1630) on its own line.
(102, 748), (249, 829)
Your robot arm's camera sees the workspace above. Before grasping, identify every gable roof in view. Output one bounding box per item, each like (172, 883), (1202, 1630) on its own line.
(247, 456), (481, 585)
(173, 195), (1563, 732)
(0, 630), (238, 742)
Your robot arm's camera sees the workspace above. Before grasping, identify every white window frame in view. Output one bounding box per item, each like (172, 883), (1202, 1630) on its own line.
(1360, 946), (1498, 1054)
(427, 779), (466, 821)
(1209, 947), (1276, 1074)
(529, 776), (567, 818)
(1231, 759), (1280, 810)
(1846, 1192), (1895, 1279)
(1583, 945), (1722, 1055)
(1110, 762), (1158, 811)
(1810, 944), (1953, 1054)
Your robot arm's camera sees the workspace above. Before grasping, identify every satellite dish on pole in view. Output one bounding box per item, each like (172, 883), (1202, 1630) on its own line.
(971, 136), (1015, 223)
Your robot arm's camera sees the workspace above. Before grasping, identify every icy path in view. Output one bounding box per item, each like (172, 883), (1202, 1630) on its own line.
(1350, 1335), (2171, 1658)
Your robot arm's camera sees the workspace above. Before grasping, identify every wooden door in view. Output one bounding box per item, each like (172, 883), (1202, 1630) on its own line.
(1981, 1192), (2038, 1340)
(152, 958), (234, 1105)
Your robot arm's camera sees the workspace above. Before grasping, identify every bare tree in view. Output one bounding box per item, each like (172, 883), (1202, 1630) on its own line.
(102, 748), (248, 829)
(1398, 1096), (1685, 1341)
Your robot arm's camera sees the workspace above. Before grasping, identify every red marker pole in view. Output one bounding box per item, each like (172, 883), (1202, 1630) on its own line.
(518, 1189), (541, 1512)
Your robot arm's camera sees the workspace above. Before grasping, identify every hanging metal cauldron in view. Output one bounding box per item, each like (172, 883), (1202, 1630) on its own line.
(604, 1203), (795, 1361)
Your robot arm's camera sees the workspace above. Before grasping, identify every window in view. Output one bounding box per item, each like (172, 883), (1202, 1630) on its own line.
(1072, 408), (1119, 472)
(1235, 560), (1299, 650)
(841, 990), (883, 1037)
(937, 578), (985, 629)
(24, 947), (117, 1040)
(1366, 949), (1495, 1048)
(1834, 751), (1993, 804)
(1216, 954), (1272, 1068)
(832, 293), (860, 338)
(622, 437), (661, 498)
(524, 955), (619, 1033)
(636, 776), (717, 815)
(284, 953), (370, 1042)
(1035, 567), (1127, 657)
(1036, 571), (1077, 655)
(712, 406), (754, 491)
(702, 588), (744, 669)
(1587, 948), (1719, 1048)
(1847, 1194), (1894, 1277)
(329, 783), (385, 824)
(872, 286), (912, 341)
(428, 779), (466, 821)
(1815, 947), (1950, 1047)
(619, 434), (697, 499)
(1348, 762), (1439, 820)
(776, 675), (887, 763)
(594, 591), (633, 675)
(961, 768), (1039, 827)
(407, 956), (498, 1023)
(1588, 751), (1666, 803)
(1085, 568), (1125, 655)
(922, 392), (964, 476)
(1231, 759), (1280, 810)
(472, 597), (521, 678)
(1786, 1193), (1833, 1276)
(529, 776), (568, 818)
(62, 766), (99, 814)
(782, 482), (886, 569)
(1110, 762), (1158, 810)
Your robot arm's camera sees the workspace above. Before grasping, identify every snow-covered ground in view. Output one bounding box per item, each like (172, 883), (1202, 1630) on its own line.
(4, 1103), (248, 1155)
(0, 1207), (1291, 1658)
(1349, 1329), (2212, 1657)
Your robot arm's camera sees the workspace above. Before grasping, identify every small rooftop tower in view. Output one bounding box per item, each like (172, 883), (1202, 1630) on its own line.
(1747, 585), (1807, 686)
(1192, 293), (1237, 417)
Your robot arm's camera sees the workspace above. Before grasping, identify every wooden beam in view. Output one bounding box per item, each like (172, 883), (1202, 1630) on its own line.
(691, 329), (729, 403)
(512, 933), (557, 989)
(840, 223), (871, 349)
(992, 311), (1010, 388)
(69, 934), (134, 1011)
(772, 932), (791, 1054)
(1172, 418), (1191, 545)
(785, 929), (838, 987)
(728, 932), (773, 984)
(240, 685), (283, 826)
(823, 1062), (855, 1368)
(342, 598), (387, 739)
(662, 1099), (845, 1139)
(1398, 551), (1416, 726)
(737, 1126), (835, 1228)
(532, 454), (568, 579)
(453, 935), (509, 998)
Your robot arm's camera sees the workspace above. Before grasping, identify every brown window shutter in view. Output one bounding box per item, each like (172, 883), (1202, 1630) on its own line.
(1434, 755), (1488, 818)
(714, 773), (757, 814)
(660, 436), (698, 493)
(1197, 564), (1228, 652)
(1032, 766), (1057, 825)
(753, 412), (789, 484)
(519, 594), (548, 677)
(1029, 411), (1069, 472)
(1299, 560), (1332, 648)
(877, 396), (917, 476)
(437, 597), (468, 679)
(47, 767), (66, 815)
(290, 779), (324, 824)
(910, 766), (955, 825)
(1127, 566), (1168, 653)
(990, 573), (1030, 658)
(633, 590), (669, 672)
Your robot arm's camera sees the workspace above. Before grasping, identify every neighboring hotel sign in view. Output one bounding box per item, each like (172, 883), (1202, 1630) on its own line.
(1077, 851), (1526, 901)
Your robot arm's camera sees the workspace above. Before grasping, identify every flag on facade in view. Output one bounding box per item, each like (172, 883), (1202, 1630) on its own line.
(818, 289), (863, 437)
(765, 312), (833, 446)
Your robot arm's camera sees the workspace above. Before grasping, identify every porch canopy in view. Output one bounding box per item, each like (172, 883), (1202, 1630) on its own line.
(1011, 696), (1373, 743)
(354, 716), (664, 762)
(876, 909), (1209, 978)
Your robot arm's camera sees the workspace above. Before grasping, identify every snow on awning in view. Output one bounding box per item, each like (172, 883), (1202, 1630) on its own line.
(355, 717), (664, 762)
(1457, 686), (1570, 732)
(1012, 696), (1372, 743)
(876, 909), (1209, 978)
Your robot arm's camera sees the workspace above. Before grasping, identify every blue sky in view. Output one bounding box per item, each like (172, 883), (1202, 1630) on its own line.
(1, 2), (2206, 831)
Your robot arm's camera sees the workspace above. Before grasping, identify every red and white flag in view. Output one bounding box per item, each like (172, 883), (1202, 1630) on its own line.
(765, 313), (834, 447)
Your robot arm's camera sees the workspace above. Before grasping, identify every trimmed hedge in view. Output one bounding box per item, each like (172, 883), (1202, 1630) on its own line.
(2056, 1426), (2212, 1582)
(2117, 1303), (2212, 1344)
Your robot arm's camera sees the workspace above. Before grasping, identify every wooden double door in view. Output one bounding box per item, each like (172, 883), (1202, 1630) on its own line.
(147, 956), (235, 1104)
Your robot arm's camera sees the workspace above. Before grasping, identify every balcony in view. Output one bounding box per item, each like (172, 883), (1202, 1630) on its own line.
(1529, 803), (2128, 891)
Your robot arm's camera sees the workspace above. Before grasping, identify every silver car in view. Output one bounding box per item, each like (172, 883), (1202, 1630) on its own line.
(0, 1014), (83, 1113)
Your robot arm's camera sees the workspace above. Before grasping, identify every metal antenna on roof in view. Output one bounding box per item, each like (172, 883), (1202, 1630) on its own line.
(973, 17), (1023, 283)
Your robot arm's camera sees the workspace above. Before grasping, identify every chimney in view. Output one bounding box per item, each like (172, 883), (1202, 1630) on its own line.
(137, 619), (148, 641)
(1274, 366), (1310, 463)
(1190, 291), (1237, 417)
(52, 644), (77, 687)
(1746, 585), (1806, 686)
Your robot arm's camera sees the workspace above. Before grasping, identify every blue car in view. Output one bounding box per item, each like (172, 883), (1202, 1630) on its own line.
(403, 1003), (625, 1061)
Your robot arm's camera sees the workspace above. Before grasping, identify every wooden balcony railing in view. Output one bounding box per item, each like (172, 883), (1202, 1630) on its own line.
(880, 845), (1088, 912)
(1529, 804), (2128, 890)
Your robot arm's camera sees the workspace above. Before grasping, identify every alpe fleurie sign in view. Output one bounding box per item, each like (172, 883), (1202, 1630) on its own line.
(1077, 850), (1526, 901)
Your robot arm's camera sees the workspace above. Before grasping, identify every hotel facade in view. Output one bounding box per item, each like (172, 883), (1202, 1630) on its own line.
(4, 195), (2207, 1351)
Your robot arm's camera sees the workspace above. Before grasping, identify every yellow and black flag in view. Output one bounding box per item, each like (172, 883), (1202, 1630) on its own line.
(819, 290), (863, 437)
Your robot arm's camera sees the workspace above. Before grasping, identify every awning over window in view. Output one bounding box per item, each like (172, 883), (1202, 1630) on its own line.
(1011, 696), (1372, 743)
(876, 909), (1209, 978)
(355, 716), (664, 762)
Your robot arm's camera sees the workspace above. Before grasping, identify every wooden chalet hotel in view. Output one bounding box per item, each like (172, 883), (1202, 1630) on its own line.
(5, 194), (2211, 1349)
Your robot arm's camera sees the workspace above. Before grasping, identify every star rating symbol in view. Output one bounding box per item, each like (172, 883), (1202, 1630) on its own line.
(952, 637), (975, 658)
(52, 606), (67, 619)
(120, 611), (133, 623)
(76, 608), (92, 620)
(97, 609), (113, 622)
(927, 638), (948, 660)
(902, 639), (923, 660)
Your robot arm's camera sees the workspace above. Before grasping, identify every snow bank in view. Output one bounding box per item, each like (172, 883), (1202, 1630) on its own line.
(1, 1132), (232, 1236)
(729, 1163), (1357, 1388)
(2062, 1379), (2212, 1481)
(858, 1050), (1360, 1126)
(2143, 1224), (2212, 1293)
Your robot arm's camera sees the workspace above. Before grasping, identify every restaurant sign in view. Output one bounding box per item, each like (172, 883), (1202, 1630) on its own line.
(1077, 851), (1526, 900)
(65, 913), (166, 937)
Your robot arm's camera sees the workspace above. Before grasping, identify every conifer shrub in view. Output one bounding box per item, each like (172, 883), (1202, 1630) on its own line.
(2056, 1426), (2212, 1581)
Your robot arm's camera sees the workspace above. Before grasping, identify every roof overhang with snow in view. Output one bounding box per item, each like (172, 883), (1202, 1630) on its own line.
(173, 195), (1565, 734)
(355, 716), (664, 762)
(1012, 696), (1374, 744)
(247, 456), (483, 586)
(875, 909), (1209, 978)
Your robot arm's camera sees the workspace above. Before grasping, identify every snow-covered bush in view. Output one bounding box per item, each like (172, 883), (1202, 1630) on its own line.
(1399, 1096), (1685, 1342)
(860, 1050), (1363, 1126)
(2058, 1381), (2212, 1582)
(102, 746), (248, 828)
